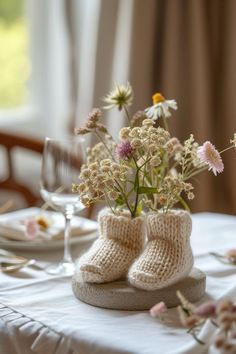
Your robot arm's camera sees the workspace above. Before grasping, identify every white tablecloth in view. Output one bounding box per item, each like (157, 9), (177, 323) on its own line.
(0, 212), (236, 354)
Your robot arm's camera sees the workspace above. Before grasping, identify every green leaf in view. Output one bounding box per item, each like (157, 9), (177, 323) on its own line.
(138, 186), (157, 195)
(115, 196), (124, 206)
(135, 200), (143, 217)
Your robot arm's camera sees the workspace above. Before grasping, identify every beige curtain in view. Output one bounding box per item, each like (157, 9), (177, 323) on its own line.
(65, 0), (236, 214)
(152, 0), (236, 213)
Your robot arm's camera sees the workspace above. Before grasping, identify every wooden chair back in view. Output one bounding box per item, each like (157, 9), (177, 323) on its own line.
(0, 131), (94, 218)
(0, 131), (44, 207)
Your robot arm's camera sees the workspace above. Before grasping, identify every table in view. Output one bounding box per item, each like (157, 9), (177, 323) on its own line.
(0, 212), (236, 354)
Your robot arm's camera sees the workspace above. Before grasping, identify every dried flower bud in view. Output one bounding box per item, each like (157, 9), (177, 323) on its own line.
(87, 108), (102, 122)
(150, 157), (161, 167)
(129, 127), (140, 138)
(74, 127), (90, 135)
(187, 192), (195, 200)
(100, 159), (111, 166)
(159, 195), (167, 205)
(223, 343), (235, 352)
(80, 169), (90, 179)
(119, 127), (131, 140)
(101, 166), (110, 173)
(97, 123), (108, 133)
(184, 315), (200, 328)
(81, 196), (90, 206)
(142, 118), (154, 126)
(86, 121), (97, 129)
(131, 111), (147, 127)
(194, 301), (216, 317)
(214, 334), (226, 348)
(218, 312), (234, 325)
(89, 162), (98, 171)
(131, 138), (142, 148)
(216, 300), (234, 314)
(77, 183), (87, 193)
(230, 133), (236, 148)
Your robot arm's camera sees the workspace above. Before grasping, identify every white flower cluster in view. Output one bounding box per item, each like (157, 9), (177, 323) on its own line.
(86, 138), (116, 164)
(119, 119), (171, 168)
(177, 134), (202, 170)
(73, 159), (129, 206)
(156, 175), (194, 210)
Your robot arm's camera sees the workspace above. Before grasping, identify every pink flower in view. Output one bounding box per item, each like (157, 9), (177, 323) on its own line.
(24, 219), (39, 239)
(194, 301), (216, 317)
(197, 141), (224, 176)
(116, 140), (133, 159)
(150, 301), (167, 318)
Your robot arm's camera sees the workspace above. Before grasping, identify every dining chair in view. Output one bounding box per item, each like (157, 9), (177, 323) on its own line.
(0, 131), (94, 218)
(0, 131), (44, 208)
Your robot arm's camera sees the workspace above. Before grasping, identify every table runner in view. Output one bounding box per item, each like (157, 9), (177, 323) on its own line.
(0, 212), (236, 354)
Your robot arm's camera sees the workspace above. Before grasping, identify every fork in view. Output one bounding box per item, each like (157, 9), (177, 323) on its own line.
(0, 249), (45, 271)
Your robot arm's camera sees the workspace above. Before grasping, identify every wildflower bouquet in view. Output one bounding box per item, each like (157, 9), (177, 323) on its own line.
(73, 83), (235, 217)
(72, 83), (236, 290)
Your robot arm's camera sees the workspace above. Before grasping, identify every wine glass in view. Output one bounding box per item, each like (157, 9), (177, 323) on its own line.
(40, 137), (85, 275)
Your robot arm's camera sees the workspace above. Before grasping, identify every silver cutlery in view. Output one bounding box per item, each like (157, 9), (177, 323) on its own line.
(0, 259), (39, 272)
(0, 249), (45, 272)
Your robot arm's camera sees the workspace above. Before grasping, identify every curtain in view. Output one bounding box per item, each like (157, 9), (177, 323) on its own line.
(65, 0), (236, 215)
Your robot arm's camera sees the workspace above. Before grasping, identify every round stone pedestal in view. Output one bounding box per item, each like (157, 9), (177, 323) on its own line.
(72, 268), (206, 310)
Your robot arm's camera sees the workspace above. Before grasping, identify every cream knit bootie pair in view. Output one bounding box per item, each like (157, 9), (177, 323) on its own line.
(76, 208), (193, 290)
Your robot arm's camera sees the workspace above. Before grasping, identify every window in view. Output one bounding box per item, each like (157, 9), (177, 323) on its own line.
(0, 0), (30, 109)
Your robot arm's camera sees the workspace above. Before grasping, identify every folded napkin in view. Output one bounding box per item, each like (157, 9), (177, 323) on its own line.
(0, 207), (97, 242)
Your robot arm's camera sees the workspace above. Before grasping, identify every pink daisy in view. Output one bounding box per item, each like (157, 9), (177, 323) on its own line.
(197, 141), (224, 176)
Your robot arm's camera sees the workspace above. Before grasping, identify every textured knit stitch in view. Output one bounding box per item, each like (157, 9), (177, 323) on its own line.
(76, 208), (145, 283)
(128, 210), (194, 290)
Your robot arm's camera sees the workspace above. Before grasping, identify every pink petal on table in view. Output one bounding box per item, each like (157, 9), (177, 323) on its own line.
(150, 301), (167, 318)
(24, 219), (39, 239)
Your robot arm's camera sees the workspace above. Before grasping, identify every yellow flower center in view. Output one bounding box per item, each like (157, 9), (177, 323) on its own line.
(35, 216), (50, 230)
(152, 93), (165, 105)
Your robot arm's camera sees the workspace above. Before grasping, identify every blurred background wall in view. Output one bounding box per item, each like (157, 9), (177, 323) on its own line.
(0, 0), (235, 214)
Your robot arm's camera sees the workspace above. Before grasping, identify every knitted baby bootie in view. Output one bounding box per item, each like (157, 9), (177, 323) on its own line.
(76, 208), (145, 283)
(128, 210), (194, 290)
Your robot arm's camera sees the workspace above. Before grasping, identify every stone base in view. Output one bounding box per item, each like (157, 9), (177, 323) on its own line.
(72, 268), (206, 310)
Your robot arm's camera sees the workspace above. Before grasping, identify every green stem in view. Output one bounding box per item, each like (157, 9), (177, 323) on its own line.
(124, 105), (131, 126)
(162, 116), (169, 132)
(219, 145), (234, 154)
(104, 192), (115, 215)
(94, 130), (114, 160)
(178, 195), (191, 212)
(184, 166), (208, 180)
(114, 180), (133, 216)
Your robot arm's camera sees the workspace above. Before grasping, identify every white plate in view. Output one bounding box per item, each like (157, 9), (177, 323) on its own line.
(0, 207), (98, 251)
(0, 231), (98, 251)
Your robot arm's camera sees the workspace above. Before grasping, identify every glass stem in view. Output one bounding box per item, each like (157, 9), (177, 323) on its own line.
(63, 214), (72, 263)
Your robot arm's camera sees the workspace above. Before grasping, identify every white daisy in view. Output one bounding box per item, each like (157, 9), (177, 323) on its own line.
(145, 93), (177, 120)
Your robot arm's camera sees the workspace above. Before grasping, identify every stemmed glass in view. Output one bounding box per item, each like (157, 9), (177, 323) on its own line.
(40, 137), (85, 275)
